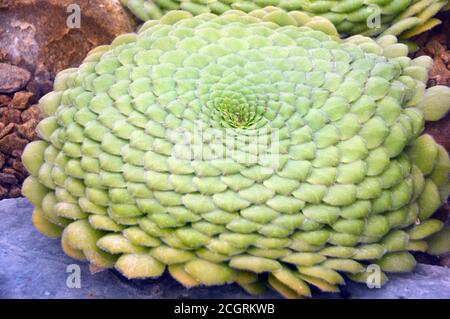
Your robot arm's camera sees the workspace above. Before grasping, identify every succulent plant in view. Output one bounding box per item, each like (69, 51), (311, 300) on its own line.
(22, 8), (450, 298)
(120, 0), (449, 39)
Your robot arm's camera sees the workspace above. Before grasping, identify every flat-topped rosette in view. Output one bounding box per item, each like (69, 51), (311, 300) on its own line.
(22, 8), (450, 298)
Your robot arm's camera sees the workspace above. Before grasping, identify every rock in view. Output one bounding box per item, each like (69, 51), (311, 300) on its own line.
(414, 11), (450, 87)
(10, 91), (33, 110)
(0, 63), (31, 93)
(0, 200), (278, 299)
(0, 186), (7, 199)
(0, 95), (11, 107)
(0, 0), (137, 200)
(343, 264), (450, 299)
(0, 71), (43, 202)
(0, 133), (28, 155)
(0, 173), (18, 185)
(20, 104), (41, 122)
(0, 122), (14, 139)
(0, 108), (21, 125)
(10, 158), (27, 176)
(0, 0), (136, 100)
(15, 118), (38, 140)
(1, 198), (450, 299)
(8, 186), (21, 198)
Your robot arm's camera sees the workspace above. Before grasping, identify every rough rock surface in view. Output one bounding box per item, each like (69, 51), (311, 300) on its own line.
(0, 0), (136, 100)
(415, 11), (450, 88)
(0, 87), (42, 199)
(1, 198), (450, 299)
(0, 63), (31, 94)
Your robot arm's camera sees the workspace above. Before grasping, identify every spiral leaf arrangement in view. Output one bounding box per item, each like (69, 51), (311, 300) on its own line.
(120, 0), (450, 38)
(22, 8), (450, 298)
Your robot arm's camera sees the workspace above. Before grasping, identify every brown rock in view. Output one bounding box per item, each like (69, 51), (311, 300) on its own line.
(0, 185), (7, 199)
(442, 50), (450, 65)
(11, 149), (24, 159)
(413, 12), (450, 88)
(15, 118), (38, 140)
(8, 186), (22, 198)
(21, 104), (42, 122)
(0, 173), (18, 185)
(0, 123), (15, 139)
(3, 165), (17, 173)
(2, 167), (24, 182)
(0, 1), (137, 199)
(0, 95), (10, 107)
(425, 39), (446, 56)
(11, 158), (27, 175)
(0, 63), (31, 93)
(432, 33), (449, 46)
(10, 91), (33, 109)
(0, 153), (5, 169)
(0, 133), (28, 155)
(0, 108), (21, 125)
(430, 59), (450, 86)
(0, 0), (136, 99)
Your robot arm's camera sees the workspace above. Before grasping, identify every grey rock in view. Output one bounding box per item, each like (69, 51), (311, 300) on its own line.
(0, 63), (31, 93)
(1, 198), (450, 299)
